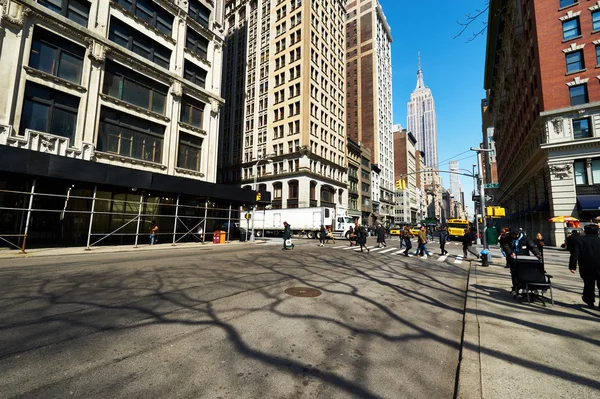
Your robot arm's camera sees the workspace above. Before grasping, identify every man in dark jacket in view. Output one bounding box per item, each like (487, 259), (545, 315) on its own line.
(501, 227), (541, 293)
(282, 221), (291, 250)
(569, 223), (600, 309)
(376, 224), (387, 248)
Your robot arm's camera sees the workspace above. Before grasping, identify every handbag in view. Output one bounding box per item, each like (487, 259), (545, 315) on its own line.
(285, 239), (292, 246)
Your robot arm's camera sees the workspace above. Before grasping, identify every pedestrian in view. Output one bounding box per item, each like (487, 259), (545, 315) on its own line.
(326, 226), (336, 244)
(439, 226), (449, 255)
(566, 230), (580, 252)
(535, 232), (545, 258)
(197, 225), (204, 244)
(149, 221), (159, 245)
(356, 224), (370, 253)
(462, 228), (479, 259)
(415, 225), (431, 257)
(402, 226), (413, 256)
(386, 225), (391, 240)
(376, 224), (387, 248)
(345, 225), (355, 246)
(282, 221), (291, 250)
(569, 224), (600, 309)
(319, 224), (327, 247)
(501, 227), (541, 295)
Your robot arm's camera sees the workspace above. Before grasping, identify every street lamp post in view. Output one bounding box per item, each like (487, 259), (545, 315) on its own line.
(250, 156), (273, 242)
(472, 163), (480, 245)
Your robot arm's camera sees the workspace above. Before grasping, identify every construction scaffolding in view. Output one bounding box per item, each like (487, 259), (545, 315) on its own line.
(0, 181), (241, 253)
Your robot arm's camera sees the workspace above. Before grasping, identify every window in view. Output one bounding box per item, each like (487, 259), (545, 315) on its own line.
(183, 60), (207, 88)
(29, 27), (85, 84)
(273, 183), (282, 200)
(115, 0), (174, 35)
(97, 107), (164, 163)
(592, 160), (600, 184)
(177, 133), (203, 171)
(562, 18), (581, 41)
(19, 82), (80, 140)
(566, 50), (584, 73)
(103, 60), (168, 114)
(596, 45), (600, 66)
(180, 96), (205, 128)
(560, 0), (577, 8)
(189, 0), (210, 28)
(573, 118), (591, 139)
(186, 28), (209, 59)
(574, 161), (588, 185)
(569, 84), (588, 106)
(593, 11), (600, 32)
(109, 18), (171, 69)
(38, 0), (90, 27)
(288, 181), (298, 199)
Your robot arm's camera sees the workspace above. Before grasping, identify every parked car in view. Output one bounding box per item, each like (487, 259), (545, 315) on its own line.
(389, 226), (403, 236)
(409, 227), (420, 236)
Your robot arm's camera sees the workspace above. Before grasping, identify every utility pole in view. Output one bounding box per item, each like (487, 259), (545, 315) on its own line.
(471, 147), (494, 255)
(472, 164), (480, 245)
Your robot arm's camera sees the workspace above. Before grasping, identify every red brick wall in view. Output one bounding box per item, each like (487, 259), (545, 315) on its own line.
(393, 131), (408, 179)
(360, 53), (374, 154)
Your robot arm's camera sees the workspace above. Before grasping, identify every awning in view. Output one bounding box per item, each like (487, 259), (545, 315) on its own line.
(576, 195), (600, 212)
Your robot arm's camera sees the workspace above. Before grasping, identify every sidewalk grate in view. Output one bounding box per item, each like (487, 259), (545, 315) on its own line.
(284, 287), (322, 298)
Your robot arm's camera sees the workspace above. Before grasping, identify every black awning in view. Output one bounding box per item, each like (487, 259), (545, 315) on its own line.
(0, 146), (254, 204)
(576, 195), (600, 212)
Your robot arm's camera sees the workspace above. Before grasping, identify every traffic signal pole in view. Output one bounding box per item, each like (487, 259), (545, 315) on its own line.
(477, 151), (488, 251)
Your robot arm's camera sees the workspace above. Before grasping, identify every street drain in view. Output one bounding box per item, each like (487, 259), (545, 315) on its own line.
(285, 287), (322, 297)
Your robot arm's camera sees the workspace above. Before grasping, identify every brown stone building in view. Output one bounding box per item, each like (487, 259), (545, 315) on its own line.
(392, 126), (418, 223)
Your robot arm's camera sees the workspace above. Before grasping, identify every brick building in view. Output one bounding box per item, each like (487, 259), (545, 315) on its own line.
(393, 125), (418, 223)
(485, 0), (600, 245)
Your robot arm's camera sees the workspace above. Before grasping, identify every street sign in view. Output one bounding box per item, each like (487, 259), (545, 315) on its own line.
(484, 183), (499, 189)
(485, 195), (494, 202)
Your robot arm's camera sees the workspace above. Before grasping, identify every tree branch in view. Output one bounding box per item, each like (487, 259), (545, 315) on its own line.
(452, 3), (490, 43)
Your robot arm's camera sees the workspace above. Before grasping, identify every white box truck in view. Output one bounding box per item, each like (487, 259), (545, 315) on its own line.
(241, 207), (355, 239)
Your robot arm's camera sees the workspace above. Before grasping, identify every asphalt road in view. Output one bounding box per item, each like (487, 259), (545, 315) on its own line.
(0, 238), (470, 399)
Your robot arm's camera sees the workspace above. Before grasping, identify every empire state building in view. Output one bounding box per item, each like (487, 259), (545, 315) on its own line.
(407, 56), (438, 168)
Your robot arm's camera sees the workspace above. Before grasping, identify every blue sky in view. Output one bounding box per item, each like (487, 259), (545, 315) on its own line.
(378, 0), (488, 213)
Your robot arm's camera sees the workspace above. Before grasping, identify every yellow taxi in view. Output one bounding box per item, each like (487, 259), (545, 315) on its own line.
(389, 226), (403, 236)
(409, 227), (421, 236)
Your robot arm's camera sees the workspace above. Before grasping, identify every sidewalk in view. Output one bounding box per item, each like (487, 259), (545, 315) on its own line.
(457, 260), (600, 398)
(0, 239), (263, 259)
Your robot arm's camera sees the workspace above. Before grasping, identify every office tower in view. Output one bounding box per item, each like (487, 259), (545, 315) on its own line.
(407, 54), (438, 168)
(219, 0), (348, 210)
(346, 0), (394, 225)
(449, 160), (462, 202)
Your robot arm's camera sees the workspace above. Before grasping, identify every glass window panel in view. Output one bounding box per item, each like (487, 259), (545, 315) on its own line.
(57, 51), (83, 83)
(151, 91), (166, 114)
(592, 160), (600, 184)
(181, 104), (191, 124)
(50, 107), (77, 141)
(593, 11), (600, 31)
(566, 51), (583, 73)
(39, 0), (62, 13)
(573, 118), (590, 139)
(563, 19), (580, 40)
(55, 91), (80, 109)
(191, 107), (203, 128)
(29, 40), (57, 75)
(570, 85), (587, 106)
(103, 70), (122, 98)
(122, 78), (151, 108)
(132, 40), (152, 60)
(67, 0), (90, 27)
(574, 161), (587, 185)
(21, 100), (50, 134)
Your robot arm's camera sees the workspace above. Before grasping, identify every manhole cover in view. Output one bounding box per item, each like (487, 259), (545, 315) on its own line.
(284, 287), (322, 297)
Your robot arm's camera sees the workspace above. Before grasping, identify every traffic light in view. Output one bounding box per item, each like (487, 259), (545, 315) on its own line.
(256, 192), (261, 201)
(395, 179), (402, 190)
(485, 206), (506, 218)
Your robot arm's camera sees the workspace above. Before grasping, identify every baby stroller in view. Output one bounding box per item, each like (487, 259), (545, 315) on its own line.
(514, 255), (553, 305)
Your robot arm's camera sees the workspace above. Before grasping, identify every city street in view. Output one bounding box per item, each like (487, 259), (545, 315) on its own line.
(0, 238), (469, 399)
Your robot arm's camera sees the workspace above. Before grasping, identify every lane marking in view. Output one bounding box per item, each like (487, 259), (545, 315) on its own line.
(438, 255), (448, 262)
(454, 256), (463, 264)
(380, 248), (397, 253)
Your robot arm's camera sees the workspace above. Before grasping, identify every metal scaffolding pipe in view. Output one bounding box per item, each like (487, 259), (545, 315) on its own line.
(172, 195), (180, 245)
(134, 193), (144, 248)
(85, 185), (97, 250)
(20, 179), (36, 253)
(203, 200), (208, 243)
(227, 202), (232, 242)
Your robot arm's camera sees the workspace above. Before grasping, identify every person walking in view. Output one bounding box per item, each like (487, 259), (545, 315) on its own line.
(501, 227), (541, 294)
(439, 226), (449, 255)
(319, 225), (327, 247)
(568, 223), (600, 309)
(462, 228), (479, 259)
(356, 224), (370, 253)
(282, 221), (291, 250)
(402, 226), (412, 256)
(376, 224), (387, 248)
(326, 226), (336, 244)
(535, 232), (545, 259)
(565, 230), (580, 252)
(345, 225), (355, 246)
(415, 225), (431, 257)
(149, 221), (159, 245)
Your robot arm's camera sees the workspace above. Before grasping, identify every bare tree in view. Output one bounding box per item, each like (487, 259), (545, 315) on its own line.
(452, 1), (490, 43)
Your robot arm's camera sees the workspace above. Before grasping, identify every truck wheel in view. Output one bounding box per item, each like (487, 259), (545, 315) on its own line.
(255, 230), (262, 237)
(306, 231), (316, 239)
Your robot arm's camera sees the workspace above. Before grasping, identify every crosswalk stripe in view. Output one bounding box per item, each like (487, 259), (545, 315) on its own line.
(342, 246), (358, 250)
(332, 246), (348, 249)
(438, 255), (448, 262)
(392, 250), (404, 255)
(369, 247), (384, 251)
(380, 248), (397, 253)
(454, 256), (463, 264)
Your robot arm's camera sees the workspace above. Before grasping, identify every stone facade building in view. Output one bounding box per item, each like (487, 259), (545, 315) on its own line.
(347, 137), (372, 224)
(219, 0), (348, 211)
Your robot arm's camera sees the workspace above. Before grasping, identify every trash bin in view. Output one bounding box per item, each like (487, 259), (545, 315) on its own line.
(480, 249), (490, 267)
(213, 230), (222, 244)
(486, 226), (499, 245)
(239, 229), (247, 242)
(220, 230), (227, 243)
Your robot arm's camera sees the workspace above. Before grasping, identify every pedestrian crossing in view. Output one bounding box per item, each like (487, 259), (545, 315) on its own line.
(329, 245), (468, 264)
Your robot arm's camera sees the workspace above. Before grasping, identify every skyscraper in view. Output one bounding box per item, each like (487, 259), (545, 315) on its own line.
(346, 0), (394, 225)
(407, 54), (438, 168)
(219, 0), (348, 210)
(449, 160), (462, 202)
